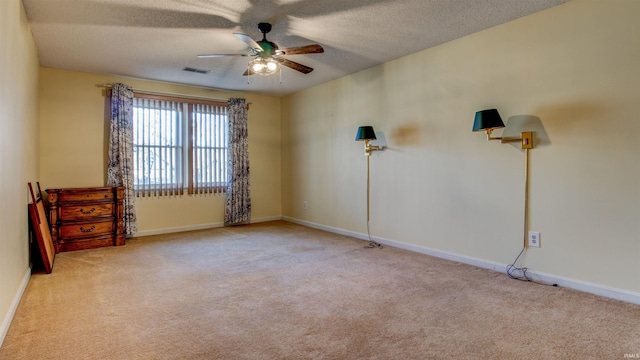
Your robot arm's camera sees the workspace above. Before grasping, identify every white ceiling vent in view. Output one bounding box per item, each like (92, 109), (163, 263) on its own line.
(183, 67), (210, 74)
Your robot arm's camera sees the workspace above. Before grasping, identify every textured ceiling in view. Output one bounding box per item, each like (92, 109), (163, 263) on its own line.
(22, 0), (569, 96)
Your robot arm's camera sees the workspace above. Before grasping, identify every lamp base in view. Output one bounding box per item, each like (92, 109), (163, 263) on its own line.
(364, 240), (383, 249)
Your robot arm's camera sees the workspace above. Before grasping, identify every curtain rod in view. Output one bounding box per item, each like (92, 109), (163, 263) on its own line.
(95, 83), (252, 106)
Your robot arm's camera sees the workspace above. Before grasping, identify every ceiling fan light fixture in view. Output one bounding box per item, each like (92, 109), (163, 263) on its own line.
(249, 57), (280, 76)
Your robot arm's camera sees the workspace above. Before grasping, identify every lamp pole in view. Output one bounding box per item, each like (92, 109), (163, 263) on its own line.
(363, 138), (382, 248)
(523, 147), (530, 249)
(355, 127), (383, 248)
(367, 153), (371, 223)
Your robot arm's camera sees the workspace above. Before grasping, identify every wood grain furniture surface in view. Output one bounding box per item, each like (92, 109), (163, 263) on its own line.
(28, 182), (55, 273)
(46, 186), (125, 253)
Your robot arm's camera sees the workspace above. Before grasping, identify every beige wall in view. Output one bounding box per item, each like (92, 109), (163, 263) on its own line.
(39, 68), (282, 234)
(2, 1), (638, 343)
(0, 0), (40, 343)
(282, 0), (640, 294)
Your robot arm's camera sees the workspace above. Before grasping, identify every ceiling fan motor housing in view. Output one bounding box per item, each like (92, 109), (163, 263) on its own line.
(258, 40), (278, 58)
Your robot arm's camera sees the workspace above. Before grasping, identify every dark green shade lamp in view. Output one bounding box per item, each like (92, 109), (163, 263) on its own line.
(355, 126), (382, 156)
(472, 108), (536, 249)
(354, 125), (384, 249)
(355, 126), (377, 141)
(473, 109), (505, 132)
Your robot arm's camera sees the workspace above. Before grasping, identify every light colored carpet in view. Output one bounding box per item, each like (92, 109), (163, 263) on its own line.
(1, 221), (639, 359)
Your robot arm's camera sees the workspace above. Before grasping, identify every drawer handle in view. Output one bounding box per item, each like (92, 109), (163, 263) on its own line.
(80, 226), (96, 233)
(79, 208), (96, 215)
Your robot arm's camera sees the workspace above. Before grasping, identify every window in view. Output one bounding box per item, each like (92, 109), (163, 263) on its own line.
(132, 94), (228, 197)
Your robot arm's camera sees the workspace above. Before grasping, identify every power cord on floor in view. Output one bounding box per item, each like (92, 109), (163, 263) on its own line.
(506, 247), (557, 287)
(364, 220), (383, 249)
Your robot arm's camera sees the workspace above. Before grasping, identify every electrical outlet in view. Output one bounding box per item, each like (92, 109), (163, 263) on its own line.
(528, 231), (541, 248)
(303, 201), (308, 210)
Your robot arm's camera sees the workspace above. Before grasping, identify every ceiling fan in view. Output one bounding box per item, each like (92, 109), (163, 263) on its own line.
(198, 22), (324, 76)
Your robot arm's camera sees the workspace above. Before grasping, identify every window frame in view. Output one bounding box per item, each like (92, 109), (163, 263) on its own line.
(132, 92), (229, 196)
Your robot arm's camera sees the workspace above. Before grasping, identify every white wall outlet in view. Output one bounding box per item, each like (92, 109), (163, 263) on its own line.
(303, 201), (308, 210)
(528, 231), (541, 248)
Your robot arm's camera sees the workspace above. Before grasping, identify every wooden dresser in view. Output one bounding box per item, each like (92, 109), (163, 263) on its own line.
(46, 186), (125, 253)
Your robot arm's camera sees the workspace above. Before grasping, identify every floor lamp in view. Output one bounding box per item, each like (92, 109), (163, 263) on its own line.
(472, 109), (535, 249)
(355, 126), (384, 248)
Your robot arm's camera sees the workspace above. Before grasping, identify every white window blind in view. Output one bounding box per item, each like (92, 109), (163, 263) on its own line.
(132, 95), (228, 197)
(190, 103), (228, 195)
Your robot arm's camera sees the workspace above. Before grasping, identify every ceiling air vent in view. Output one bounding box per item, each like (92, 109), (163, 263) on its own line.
(183, 67), (210, 74)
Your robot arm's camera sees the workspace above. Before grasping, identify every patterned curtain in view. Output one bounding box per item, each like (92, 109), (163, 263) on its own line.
(107, 83), (138, 236)
(225, 98), (251, 225)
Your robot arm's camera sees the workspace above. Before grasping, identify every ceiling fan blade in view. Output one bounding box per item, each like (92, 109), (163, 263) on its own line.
(197, 53), (251, 58)
(278, 44), (324, 56)
(276, 58), (314, 74)
(233, 33), (263, 52)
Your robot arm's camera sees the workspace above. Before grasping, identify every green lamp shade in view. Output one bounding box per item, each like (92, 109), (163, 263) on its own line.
(473, 109), (505, 132)
(355, 126), (377, 141)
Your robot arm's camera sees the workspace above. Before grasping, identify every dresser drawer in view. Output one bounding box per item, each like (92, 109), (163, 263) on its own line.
(59, 220), (114, 239)
(57, 188), (114, 203)
(59, 203), (114, 221)
(57, 234), (116, 253)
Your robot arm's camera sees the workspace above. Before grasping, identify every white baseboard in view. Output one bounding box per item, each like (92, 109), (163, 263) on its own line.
(1, 267), (31, 348)
(133, 222), (225, 237)
(283, 217), (640, 305)
(251, 216), (283, 224)
(132, 216), (283, 238)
